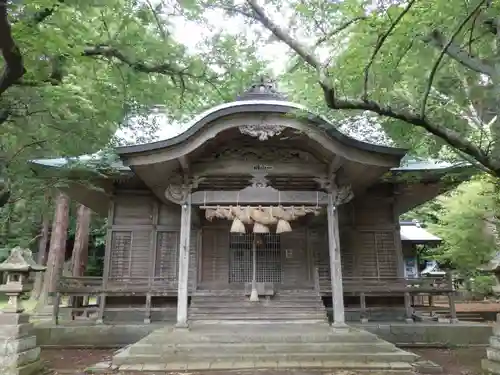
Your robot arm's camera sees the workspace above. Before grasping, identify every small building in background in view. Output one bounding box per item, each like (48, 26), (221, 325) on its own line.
(400, 221), (442, 279)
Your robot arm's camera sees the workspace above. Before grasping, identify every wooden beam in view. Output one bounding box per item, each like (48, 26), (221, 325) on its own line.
(328, 155), (344, 177)
(191, 186), (328, 205)
(191, 160), (327, 177)
(178, 156), (190, 174)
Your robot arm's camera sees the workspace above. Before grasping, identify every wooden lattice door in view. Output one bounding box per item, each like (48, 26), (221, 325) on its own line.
(229, 233), (282, 283)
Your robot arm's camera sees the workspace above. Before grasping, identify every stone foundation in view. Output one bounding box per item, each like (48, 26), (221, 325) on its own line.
(34, 321), (492, 349)
(358, 322), (492, 347)
(482, 315), (500, 373)
(0, 313), (42, 375)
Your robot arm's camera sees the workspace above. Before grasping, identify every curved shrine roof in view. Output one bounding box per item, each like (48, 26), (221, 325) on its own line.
(115, 78), (407, 158)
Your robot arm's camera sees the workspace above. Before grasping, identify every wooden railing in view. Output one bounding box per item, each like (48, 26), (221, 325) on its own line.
(54, 273), (458, 325)
(53, 276), (179, 325)
(317, 275), (454, 294)
(321, 273), (458, 324)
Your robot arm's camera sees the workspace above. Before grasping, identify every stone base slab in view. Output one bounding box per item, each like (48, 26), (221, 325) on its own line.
(483, 358), (500, 374)
(0, 323), (34, 339)
(1, 358), (43, 375)
(0, 336), (37, 356)
(0, 314), (29, 326)
(0, 347), (41, 368)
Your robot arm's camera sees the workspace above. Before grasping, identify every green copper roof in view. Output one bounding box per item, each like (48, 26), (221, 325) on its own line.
(30, 154), (468, 173)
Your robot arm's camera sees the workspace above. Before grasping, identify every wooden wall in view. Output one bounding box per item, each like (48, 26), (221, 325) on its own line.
(106, 191), (198, 291)
(311, 185), (403, 289)
(341, 184), (403, 279)
(105, 184), (404, 294)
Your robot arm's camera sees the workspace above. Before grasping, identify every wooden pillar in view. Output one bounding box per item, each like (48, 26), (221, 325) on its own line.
(360, 292), (368, 323)
(327, 193), (345, 327)
(404, 292), (413, 323)
(97, 200), (114, 324)
(176, 194), (192, 328)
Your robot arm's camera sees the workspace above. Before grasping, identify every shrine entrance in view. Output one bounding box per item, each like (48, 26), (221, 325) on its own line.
(229, 233), (282, 284)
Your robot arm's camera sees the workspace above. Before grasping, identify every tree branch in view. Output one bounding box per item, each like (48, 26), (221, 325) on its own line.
(421, 0), (487, 118)
(81, 45), (224, 101)
(288, 16), (367, 74)
(6, 140), (48, 167)
(424, 29), (494, 76)
(245, 0), (322, 70)
(32, 0), (64, 25)
(83, 45), (197, 77)
(363, 0), (416, 100)
(321, 89), (493, 169)
(0, 1), (26, 97)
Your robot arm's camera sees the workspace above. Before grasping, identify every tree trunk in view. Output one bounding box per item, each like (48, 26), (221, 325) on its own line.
(30, 207), (51, 300)
(71, 204), (91, 277)
(36, 191), (70, 309)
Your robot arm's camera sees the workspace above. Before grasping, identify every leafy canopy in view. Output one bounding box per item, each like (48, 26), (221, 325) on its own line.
(213, 0), (500, 176)
(428, 176), (499, 274)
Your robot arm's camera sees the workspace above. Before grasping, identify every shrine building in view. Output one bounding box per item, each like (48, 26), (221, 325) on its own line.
(32, 78), (471, 327)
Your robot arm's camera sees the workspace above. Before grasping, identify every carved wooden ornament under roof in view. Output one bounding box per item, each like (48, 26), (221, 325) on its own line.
(238, 123), (286, 141)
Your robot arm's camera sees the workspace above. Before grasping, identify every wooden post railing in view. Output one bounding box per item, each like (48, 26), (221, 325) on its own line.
(404, 291), (413, 323)
(360, 292), (368, 323)
(447, 272), (458, 323)
(313, 267), (320, 295)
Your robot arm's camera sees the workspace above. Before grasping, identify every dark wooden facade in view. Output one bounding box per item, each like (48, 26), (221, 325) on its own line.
(103, 182), (402, 296)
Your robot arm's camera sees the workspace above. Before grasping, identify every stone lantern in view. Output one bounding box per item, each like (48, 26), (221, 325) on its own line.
(0, 247), (46, 375)
(0, 247), (45, 313)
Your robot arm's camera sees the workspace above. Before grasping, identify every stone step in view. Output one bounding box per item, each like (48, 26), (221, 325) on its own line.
(114, 350), (418, 366)
(142, 328), (384, 344)
(189, 313), (327, 320)
(192, 319), (328, 325)
(191, 301), (324, 306)
(192, 295), (321, 301)
(115, 361), (415, 373)
(189, 304), (326, 314)
(191, 298), (323, 303)
(190, 306), (324, 311)
(191, 300), (323, 305)
(127, 341), (398, 355)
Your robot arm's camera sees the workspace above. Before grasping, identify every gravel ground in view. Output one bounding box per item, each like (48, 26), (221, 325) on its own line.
(40, 347), (487, 375)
